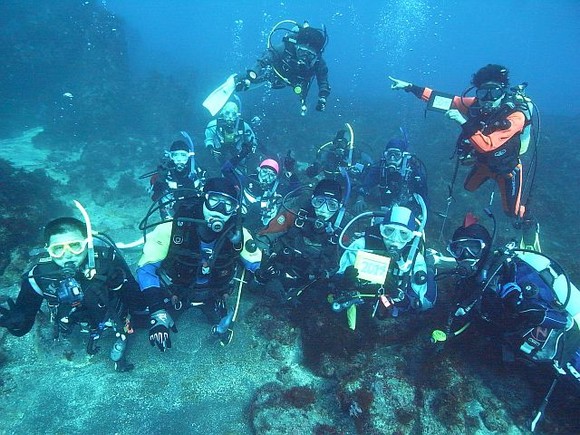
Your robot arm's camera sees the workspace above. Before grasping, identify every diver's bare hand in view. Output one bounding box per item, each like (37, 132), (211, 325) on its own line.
(388, 76), (412, 90)
(445, 109), (467, 125)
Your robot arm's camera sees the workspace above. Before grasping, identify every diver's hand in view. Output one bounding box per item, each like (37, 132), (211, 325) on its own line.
(208, 145), (221, 158)
(341, 266), (359, 288)
(354, 198), (367, 214)
(499, 282), (523, 309)
(149, 309), (177, 352)
(254, 263), (280, 285)
(235, 74), (251, 92)
(240, 141), (254, 158)
(388, 76), (412, 90)
(305, 163), (320, 179)
(446, 109), (467, 125)
(316, 97), (327, 112)
(0, 298), (22, 330)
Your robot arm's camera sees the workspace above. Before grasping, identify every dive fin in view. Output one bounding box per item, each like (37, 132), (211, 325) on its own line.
(347, 305), (357, 330)
(202, 74), (237, 116)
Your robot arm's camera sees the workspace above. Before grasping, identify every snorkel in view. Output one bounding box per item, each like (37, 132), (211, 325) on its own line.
(179, 130), (196, 177)
(334, 166), (351, 230)
(73, 200), (96, 279)
(397, 194), (427, 272)
(345, 122), (354, 167)
(315, 123), (355, 174)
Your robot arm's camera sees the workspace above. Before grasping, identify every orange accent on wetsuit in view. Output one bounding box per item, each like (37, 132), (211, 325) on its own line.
(421, 87), (526, 152)
(420, 87), (527, 218)
(258, 210), (296, 235)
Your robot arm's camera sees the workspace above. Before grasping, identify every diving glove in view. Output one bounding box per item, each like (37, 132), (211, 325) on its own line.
(149, 309), (178, 352)
(499, 282), (523, 309)
(316, 97), (327, 112)
(342, 265), (359, 286)
(235, 79), (251, 92)
(235, 72), (254, 92)
(0, 298), (23, 331)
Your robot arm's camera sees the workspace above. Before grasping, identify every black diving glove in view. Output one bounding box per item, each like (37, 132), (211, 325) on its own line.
(254, 257), (281, 284)
(334, 266), (359, 290)
(240, 141), (255, 158)
(0, 298), (23, 330)
(305, 162), (320, 178)
(235, 75), (251, 92)
(149, 309), (177, 352)
(316, 97), (327, 112)
(499, 282), (523, 310)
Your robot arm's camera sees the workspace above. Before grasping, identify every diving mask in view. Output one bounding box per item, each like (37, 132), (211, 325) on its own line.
(447, 238), (485, 260)
(380, 224), (415, 245)
(384, 148), (404, 169)
(205, 191), (239, 215)
(476, 84), (504, 102)
(47, 239), (88, 259)
(202, 199), (236, 233)
(258, 167), (277, 185)
(296, 44), (317, 66)
(311, 196), (340, 213)
(221, 109), (238, 126)
(170, 150), (191, 170)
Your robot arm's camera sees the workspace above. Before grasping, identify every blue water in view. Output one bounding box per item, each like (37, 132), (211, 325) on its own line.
(105, 0), (580, 116)
(1, 2), (579, 433)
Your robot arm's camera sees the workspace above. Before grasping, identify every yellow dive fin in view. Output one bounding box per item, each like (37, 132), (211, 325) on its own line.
(347, 305), (357, 330)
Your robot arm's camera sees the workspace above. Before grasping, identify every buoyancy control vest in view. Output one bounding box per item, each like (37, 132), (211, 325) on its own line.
(216, 117), (246, 146)
(467, 90), (535, 174)
(363, 225), (433, 311)
(478, 250), (580, 365)
(462, 104), (522, 174)
(161, 199), (241, 292)
(278, 207), (341, 275)
(27, 247), (125, 332)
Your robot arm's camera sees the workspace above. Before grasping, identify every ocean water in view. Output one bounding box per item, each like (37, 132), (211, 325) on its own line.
(1, 1), (579, 434)
(104, 0), (580, 116)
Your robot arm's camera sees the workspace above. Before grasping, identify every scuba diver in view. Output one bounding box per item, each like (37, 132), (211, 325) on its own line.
(204, 100), (258, 166)
(433, 214), (580, 432)
(236, 20), (331, 116)
(147, 133), (205, 220)
(254, 179), (346, 304)
(328, 201), (437, 330)
(276, 149), (301, 187)
(306, 125), (351, 179)
(355, 136), (428, 217)
(305, 123), (369, 181)
(136, 177), (262, 349)
(389, 64), (540, 251)
(0, 209), (145, 372)
(222, 151), (300, 232)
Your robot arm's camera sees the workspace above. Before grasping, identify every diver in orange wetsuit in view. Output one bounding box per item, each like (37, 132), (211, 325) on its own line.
(389, 64), (539, 249)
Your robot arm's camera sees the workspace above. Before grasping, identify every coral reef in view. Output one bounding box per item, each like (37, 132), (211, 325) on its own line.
(0, 159), (67, 274)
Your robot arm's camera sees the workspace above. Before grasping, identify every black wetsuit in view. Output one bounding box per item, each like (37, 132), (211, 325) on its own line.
(3, 246), (143, 338)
